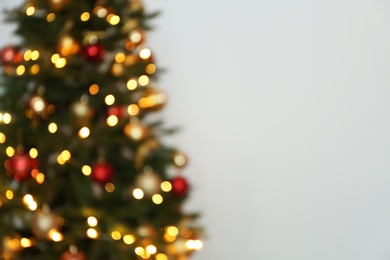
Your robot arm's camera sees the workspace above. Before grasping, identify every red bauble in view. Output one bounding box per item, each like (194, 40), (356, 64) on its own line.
(91, 162), (114, 184)
(0, 46), (22, 65)
(6, 152), (38, 182)
(171, 176), (189, 197)
(82, 43), (104, 62)
(60, 250), (86, 260)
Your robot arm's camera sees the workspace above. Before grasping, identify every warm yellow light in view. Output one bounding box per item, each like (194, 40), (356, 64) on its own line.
(36, 173), (45, 184)
(87, 216), (98, 227)
(5, 190), (14, 200)
(87, 228), (98, 239)
(146, 245), (157, 254)
(61, 150), (71, 161)
(89, 84), (99, 95)
(111, 231), (121, 240)
(105, 94), (115, 106)
(145, 64), (156, 74)
(139, 48), (151, 60)
(95, 6), (108, 18)
(30, 64), (40, 74)
(82, 165), (92, 176)
(24, 50), (31, 61)
(6, 147), (15, 157)
(127, 104), (139, 116)
(55, 58), (67, 68)
(186, 239), (203, 250)
(105, 183), (115, 192)
(123, 234), (135, 245)
(126, 79), (138, 90)
(47, 13), (56, 22)
(48, 122), (58, 133)
(31, 50), (39, 60)
(138, 75), (149, 86)
(51, 54), (60, 63)
(23, 194), (34, 205)
(16, 65), (26, 75)
(133, 188), (144, 199)
(49, 230), (63, 242)
(152, 194), (163, 205)
(80, 12), (90, 21)
(106, 115), (118, 127)
(135, 247), (145, 256)
(0, 132), (6, 143)
(180, 228), (193, 238)
(20, 238), (32, 248)
(129, 31), (142, 43)
(108, 15), (120, 25)
(3, 113), (11, 124)
(26, 6), (35, 16)
(155, 253), (168, 260)
(28, 201), (38, 211)
(78, 127), (90, 138)
(115, 53), (126, 63)
(29, 148), (38, 159)
(166, 226), (179, 237)
(161, 181), (172, 192)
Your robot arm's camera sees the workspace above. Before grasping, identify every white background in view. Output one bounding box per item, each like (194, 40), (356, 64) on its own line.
(2, 1), (390, 259)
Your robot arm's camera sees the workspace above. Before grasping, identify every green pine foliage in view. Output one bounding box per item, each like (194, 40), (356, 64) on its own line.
(0, 0), (202, 259)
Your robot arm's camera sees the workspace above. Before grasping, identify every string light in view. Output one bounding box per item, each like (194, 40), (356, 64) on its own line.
(5, 190), (14, 200)
(145, 64), (156, 74)
(161, 181), (172, 192)
(123, 234), (135, 245)
(1, 113), (12, 124)
(111, 231), (121, 240)
(47, 13), (55, 22)
(105, 183), (115, 192)
(26, 6), (35, 16)
(127, 79), (138, 90)
(49, 230), (64, 242)
(16, 65), (25, 75)
(48, 122), (58, 133)
(82, 165), (92, 176)
(78, 127), (90, 138)
(152, 194), (163, 205)
(30, 64), (40, 74)
(6, 147), (15, 157)
(80, 12), (90, 22)
(139, 48), (151, 60)
(87, 216), (98, 227)
(107, 14), (120, 25)
(105, 95), (115, 105)
(133, 188), (144, 199)
(146, 245), (157, 254)
(86, 228), (98, 239)
(89, 84), (99, 95)
(138, 75), (149, 86)
(36, 173), (45, 184)
(127, 104), (139, 116)
(0, 132), (6, 143)
(155, 254), (168, 260)
(20, 238), (32, 248)
(29, 148), (38, 158)
(106, 115), (118, 126)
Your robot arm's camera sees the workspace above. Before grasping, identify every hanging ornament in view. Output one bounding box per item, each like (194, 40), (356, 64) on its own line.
(60, 246), (86, 260)
(91, 162), (114, 184)
(5, 151), (38, 182)
(83, 43), (104, 62)
(134, 168), (161, 196)
(171, 176), (189, 197)
(172, 151), (188, 168)
(48, 0), (69, 12)
(31, 207), (59, 239)
(0, 46), (22, 66)
(138, 88), (167, 111)
(57, 35), (80, 56)
(124, 119), (149, 142)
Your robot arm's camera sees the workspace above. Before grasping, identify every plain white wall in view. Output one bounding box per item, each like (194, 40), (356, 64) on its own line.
(2, 1), (390, 259)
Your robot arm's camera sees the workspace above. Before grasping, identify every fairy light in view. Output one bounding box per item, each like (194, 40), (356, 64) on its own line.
(80, 12), (90, 21)
(111, 231), (121, 240)
(129, 31), (142, 43)
(48, 122), (58, 133)
(6, 147), (15, 157)
(51, 54), (60, 63)
(87, 216), (98, 227)
(106, 115), (118, 126)
(145, 64), (156, 74)
(161, 181), (172, 192)
(139, 48), (151, 60)
(0, 132), (6, 143)
(82, 165), (92, 176)
(94, 6), (108, 18)
(26, 6), (35, 16)
(133, 188), (144, 199)
(166, 226), (179, 237)
(86, 228), (98, 239)
(20, 238), (32, 248)
(49, 230), (63, 242)
(186, 239), (203, 250)
(31, 50), (39, 60)
(152, 194), (163, 205)
(105, 94), (115, 105)
(78, 127), (90, 138)
(5, 190), (13, 200)
(16, 65), (25, 75)
(123, 234), (135, 245)
(107, 14), (120, 25)
(47, 13), (55, 22)
(138, 75), (149, 86)
(36, 173), (45, 184)
(23, 194), (34, 205)
(29, 148), (38, 159)
(57, 150), (71, 165)
(155, 254), (168, 260)
(105, 183), (115, 192)
(30, 64), (40, 74)
(3, 113), (11, 124)
(135, 247), (146, 256)
(146, 245), (157, 254)
(126, 79), (138, 90)
(89, 84), (99, 95)
(24, 50), (32, 61)
(55, 58), (67, 68)
(115, 53), (125, 63)
(127, 104), (139, 116)
(28, 200), (37, 211)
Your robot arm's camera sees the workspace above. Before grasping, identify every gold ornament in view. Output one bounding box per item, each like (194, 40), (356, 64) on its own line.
(138, 87), (167, 111)
(49, 0), (69, 12)
(30, 207), (59, 239)
(124, 119), (149, 142)
(57, 35), (80, 56)
(134, 168), (162, 196)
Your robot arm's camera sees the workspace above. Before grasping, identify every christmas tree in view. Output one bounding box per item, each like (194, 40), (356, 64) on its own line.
(0, 0), (203, 259)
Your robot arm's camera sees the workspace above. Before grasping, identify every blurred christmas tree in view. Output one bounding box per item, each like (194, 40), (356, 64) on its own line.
(0, 0), (203, 259)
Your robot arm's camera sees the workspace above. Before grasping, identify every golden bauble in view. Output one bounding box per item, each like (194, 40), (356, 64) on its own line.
(57, 35), (80, 56)
(138, 88), (167, 111)
(49, 0), (69, 12)
(124, 122), (149, 142)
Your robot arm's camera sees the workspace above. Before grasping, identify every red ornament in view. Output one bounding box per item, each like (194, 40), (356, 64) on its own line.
(0, 46), (22, 65)
(82, 43), (104, 62)
(91, 162), (114, 184)
(171, 176), (189, 197)
(5, 152), (38, 182)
